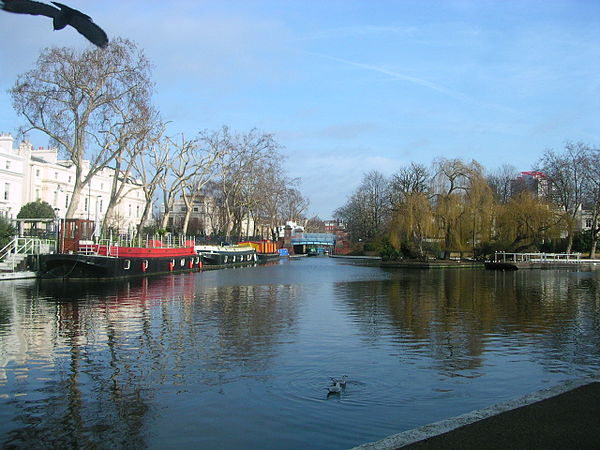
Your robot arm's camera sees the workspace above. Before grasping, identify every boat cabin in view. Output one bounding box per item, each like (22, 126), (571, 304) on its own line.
(59, 219), (95, 253)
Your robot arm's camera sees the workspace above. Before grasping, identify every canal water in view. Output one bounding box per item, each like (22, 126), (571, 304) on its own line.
(1, 257), (599, 448)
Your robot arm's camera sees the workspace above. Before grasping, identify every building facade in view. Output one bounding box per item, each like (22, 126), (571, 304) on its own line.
(0, 133), (147, 233)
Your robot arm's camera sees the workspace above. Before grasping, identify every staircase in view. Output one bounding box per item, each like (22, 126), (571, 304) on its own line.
(0, 237), (54, 277)
(0, 252), (29, 272)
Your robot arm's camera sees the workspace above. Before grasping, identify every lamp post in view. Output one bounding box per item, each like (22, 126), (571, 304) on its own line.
(92, 195), (102, 241)
(53, 207), (60, 253)
(87, 182), (91, 221)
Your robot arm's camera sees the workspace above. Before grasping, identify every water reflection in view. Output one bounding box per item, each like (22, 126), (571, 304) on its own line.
(0, 261), (599, 448)
(336, 269), (600, 379)
(0, 273), (300, 448)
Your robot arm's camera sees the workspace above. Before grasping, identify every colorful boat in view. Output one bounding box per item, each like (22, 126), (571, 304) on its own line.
(35, 219), (201, 279)
(238, 240), (280, 262)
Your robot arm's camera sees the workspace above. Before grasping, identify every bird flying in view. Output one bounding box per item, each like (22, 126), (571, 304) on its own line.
(1, 0), (108, 48)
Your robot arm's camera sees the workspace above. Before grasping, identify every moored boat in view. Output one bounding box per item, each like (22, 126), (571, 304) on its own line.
(238, 240), (281, 263)
(35, 219), (201, 280)
(37, 249), (200, 279)
(195, 244), (258, 266)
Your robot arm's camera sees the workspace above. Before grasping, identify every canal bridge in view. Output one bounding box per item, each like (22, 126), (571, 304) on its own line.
(291, 233), (336, 254)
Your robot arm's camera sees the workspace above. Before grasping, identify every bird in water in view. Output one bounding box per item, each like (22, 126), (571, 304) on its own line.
(326, 381), (342, 395)
(1, 0), (108, 47)
(332, 375), (348, 388)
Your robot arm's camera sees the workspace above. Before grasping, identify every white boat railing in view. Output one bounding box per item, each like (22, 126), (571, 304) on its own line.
(84, 235), (197, 257)
(494, 252), (583, 263)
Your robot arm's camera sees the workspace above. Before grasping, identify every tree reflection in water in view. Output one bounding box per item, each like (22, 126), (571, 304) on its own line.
(334, 269), (600, 378)
(0, 273), (300, 448)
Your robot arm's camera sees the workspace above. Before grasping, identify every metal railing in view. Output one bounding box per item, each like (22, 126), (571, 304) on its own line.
(83, 235), (197, 258)
(493, 251), (583, 263)
(0, 237), (54, 271)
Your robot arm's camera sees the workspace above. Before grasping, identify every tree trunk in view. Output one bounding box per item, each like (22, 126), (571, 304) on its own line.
(66, 181), (84, 218)
(566, 230), (574, 254)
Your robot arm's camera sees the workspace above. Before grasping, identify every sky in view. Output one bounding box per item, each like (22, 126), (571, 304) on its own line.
(0, 0), (599, 218)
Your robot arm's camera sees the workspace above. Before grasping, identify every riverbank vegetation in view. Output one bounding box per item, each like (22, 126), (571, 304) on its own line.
(335, 144), (600, 259)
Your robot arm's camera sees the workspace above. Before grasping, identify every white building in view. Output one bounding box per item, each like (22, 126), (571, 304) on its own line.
(0, 133), (147, 232)
(0, 134), (25, 218)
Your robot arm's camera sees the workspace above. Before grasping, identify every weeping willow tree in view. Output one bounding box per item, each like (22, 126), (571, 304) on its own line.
(431, 158), (494, 258)
(389, 192), (434, 258)
(495, 191), (562, 251)
(463, 175), (496, 254)
(433, 192), (469, 257)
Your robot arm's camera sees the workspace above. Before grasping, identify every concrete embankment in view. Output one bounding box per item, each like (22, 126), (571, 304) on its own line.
(0, 271), (37, 280)
(486, 260), (600, 271)
(331, 255), (484, 269)
(381, 260), (484, 269)
(353, 375), (600, 449)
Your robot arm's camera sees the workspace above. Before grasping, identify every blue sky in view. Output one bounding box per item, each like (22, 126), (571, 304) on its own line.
(1, 0), (598, 218)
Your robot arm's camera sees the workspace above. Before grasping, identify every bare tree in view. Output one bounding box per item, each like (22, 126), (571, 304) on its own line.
(537, 142), (589, 252)
(252, 169), (289, 239)
(335, 171), (390, 242)
(131, 124), (170, 234)
(487, 164), (519, 204)
(581, 145), (600, 257)
(101, 97), (160, 234)
(179, 132), (227, 235)
(10, 38), (153, 218)
(389, 162), (430, 204)
(158, 134), (197, 230)
(215, 128), (280, 239)
(304, 216), (325, 233)
(278, 186), (309, 224)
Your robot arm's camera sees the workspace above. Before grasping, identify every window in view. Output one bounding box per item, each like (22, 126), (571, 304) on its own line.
(65, 195), (69, 208)
(100, 183), (103, 190)
(68, 176), (72, 183)
(5, 160), (10, 170)
(193, 207), (199, 212)
(54, 172), (58, 180)
(136, 205), (140, 218)
(35, 189), (40, 200)
(3, 183), (9, 201)
(99, 199), (103, 212)
(84, 197), (88, 212)
(53, 190), (58, 206)
(585, 218), (593, 229)
(36, 169), (40, 177)
(128, 204), (132, 217)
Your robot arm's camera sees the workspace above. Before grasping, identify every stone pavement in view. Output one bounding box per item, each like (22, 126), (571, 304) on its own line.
(404, 382), (600, 449)
(353, 376), (600, 450)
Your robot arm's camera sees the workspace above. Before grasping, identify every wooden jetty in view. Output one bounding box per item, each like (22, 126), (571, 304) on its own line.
(485, 252), (600, 271)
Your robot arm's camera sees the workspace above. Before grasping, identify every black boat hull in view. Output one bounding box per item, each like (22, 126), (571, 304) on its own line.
(34, 253), (202, 279)
(199, 250), (258, 266)
(257, 252), (280, 263)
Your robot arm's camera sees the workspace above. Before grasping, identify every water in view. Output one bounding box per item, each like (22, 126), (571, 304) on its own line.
(0, 258), (599, 449)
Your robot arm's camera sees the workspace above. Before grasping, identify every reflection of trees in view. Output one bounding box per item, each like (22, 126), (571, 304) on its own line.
(336, 270), (600, 377)
(1, 274), (299, 447)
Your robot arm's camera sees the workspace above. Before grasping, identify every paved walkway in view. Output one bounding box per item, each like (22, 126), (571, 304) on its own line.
(404, 382), (600, 449)
(354, 376), (600, 450)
